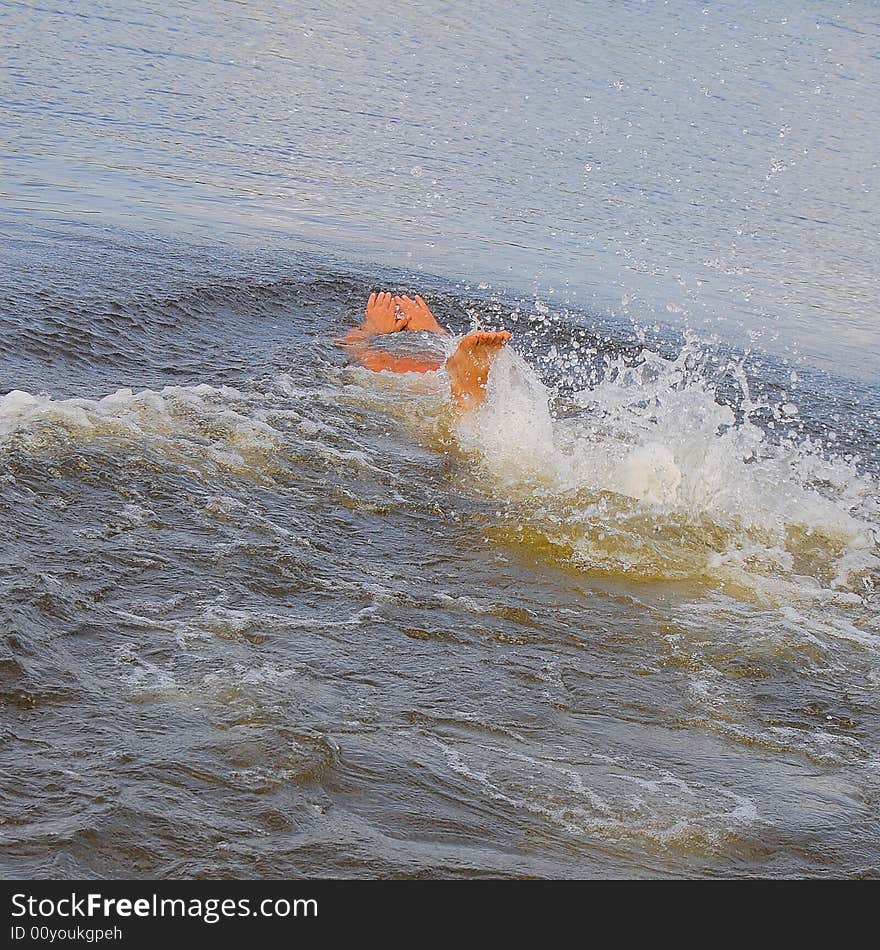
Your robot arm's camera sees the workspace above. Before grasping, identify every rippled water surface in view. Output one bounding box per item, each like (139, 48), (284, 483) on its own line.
(1, 0), (879, 878)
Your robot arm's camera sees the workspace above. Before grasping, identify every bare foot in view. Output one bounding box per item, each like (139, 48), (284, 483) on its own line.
(393, 294), (446, 334)
(445, 330), (511, 410)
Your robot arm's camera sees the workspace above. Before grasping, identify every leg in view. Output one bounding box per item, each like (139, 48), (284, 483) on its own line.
(357, 351), (445, 374)
(445, 330), (511, 410)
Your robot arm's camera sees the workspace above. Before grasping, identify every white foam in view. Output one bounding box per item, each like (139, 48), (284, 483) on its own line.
(0, 383), (285, 479)
(450, 340), (879, 608)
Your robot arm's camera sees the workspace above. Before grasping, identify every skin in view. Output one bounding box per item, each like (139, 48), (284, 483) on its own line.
(337, 291), (510, 409)
(444, 329), (511, 410)
(338, 291), (411, 343)
(393, 294), (446, 333)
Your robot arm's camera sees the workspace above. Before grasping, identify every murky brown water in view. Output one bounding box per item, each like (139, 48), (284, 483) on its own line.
(1, 0), (879, 878)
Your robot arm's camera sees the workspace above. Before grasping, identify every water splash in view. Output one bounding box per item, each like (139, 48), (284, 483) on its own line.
(454, 338), (879, 609)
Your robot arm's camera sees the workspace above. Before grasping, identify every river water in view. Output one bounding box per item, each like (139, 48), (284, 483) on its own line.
(1, 0), (879, 878)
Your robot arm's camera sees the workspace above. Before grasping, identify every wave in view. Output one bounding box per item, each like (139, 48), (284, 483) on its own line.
(3, 282), (878, 613)
(446, 340), (879, 608)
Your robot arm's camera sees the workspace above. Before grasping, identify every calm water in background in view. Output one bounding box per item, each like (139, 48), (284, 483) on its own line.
(1, 0), (879, 878)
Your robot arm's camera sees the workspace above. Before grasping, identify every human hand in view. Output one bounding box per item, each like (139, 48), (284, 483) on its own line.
(364, 291), (409, 334)
(393, 294), (445, 333)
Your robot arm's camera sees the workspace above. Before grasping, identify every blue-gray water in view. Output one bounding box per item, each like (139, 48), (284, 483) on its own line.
(1, 0), (878, 878)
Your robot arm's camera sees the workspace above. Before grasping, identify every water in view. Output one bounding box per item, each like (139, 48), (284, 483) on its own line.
(1, 0), (878, 879)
